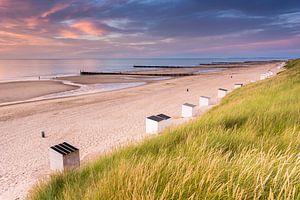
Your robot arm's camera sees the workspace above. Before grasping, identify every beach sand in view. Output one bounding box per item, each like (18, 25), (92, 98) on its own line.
(0, 81), (78, 104)
(0, 62), (284, 199)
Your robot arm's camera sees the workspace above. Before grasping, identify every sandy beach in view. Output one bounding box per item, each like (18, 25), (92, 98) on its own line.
(0, 62), (284, 199)
(0, 81), (78, 104)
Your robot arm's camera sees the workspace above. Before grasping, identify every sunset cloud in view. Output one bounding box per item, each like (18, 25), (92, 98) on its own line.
(70, 21), (106, 36)
(0, 0), (8, 7)
(24, 17), (40, 29)
(0, 0), (299, 58)
(59, 30), (78, 39)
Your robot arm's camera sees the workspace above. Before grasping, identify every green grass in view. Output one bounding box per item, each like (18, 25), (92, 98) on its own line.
(29, 59), (300, 200)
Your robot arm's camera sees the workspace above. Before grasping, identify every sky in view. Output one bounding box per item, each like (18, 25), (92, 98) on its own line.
(0, 0), (299, 59)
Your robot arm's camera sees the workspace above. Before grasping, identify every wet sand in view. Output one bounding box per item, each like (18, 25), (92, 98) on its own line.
(0, 81), (78, 104)
(0, 62), (284, 199)
(0, 76), (161, 106)
(55, 74), (165, 84)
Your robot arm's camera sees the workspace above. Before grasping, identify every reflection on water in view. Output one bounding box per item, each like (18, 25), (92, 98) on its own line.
(0, 59), (100, 80)
(0, 58), (279, 81)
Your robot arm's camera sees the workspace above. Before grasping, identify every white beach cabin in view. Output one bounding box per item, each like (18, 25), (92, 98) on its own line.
(182, 103), (196, 118)
(157, 113), (171, 128)
(146, 115), (164, 134)
(217, 88), (228, 98)
(260, 73), (267, 80)
(146, 114), (171, 134)
(199, 96), (210, 107)
(49, 142), (80, 171)
(234, 83), (243, 89)
(277, 64), (284, 69)
(268, 71), (273, 77)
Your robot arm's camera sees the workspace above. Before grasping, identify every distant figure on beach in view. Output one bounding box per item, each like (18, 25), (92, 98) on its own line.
(187, 88), (189, 92)
(230, 75), (233, 78)
(38, 76), (40, 80)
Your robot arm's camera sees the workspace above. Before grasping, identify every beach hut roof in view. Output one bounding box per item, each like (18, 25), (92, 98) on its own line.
(157, 114), (171, 120)
(147, 115), (164, 122)
(200, 96), (210, 99)
(50, 142), (78, 155)
(183, 103), (196, 107)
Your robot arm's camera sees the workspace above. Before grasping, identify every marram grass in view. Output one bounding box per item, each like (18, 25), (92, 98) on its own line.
(29, 59), (300, 200)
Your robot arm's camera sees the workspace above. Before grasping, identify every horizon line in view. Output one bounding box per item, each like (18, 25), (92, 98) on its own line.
(0, 56), (293, 61)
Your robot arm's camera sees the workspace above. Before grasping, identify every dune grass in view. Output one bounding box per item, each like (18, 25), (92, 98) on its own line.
(29, 59), (300, 200)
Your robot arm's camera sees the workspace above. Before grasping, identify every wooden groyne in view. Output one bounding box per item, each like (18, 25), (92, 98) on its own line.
(80, 71), (195, 77)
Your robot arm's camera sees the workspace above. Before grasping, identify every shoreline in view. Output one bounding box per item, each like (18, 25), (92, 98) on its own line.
(0, 61), (285, 199)
(0, 80), (147, 107)
(0, 74), (172, 106)
(0, 80), (79, 105)
(0, 65), (226, 107)
(0, 60), (280, 107)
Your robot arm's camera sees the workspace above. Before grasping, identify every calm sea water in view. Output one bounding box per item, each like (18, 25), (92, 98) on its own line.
(0, 58), (283, 81)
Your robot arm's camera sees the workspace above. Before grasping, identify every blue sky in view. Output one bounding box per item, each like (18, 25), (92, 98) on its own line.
(0, 0), (299, 58)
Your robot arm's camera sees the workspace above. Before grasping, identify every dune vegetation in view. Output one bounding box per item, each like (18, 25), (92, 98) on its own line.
(29, 59), (300, 200)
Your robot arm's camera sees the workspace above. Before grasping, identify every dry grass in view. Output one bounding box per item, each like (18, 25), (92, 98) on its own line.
(29, 59), (300, 200)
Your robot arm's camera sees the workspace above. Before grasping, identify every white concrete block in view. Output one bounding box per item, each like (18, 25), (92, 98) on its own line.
(182, 103), (196, 118)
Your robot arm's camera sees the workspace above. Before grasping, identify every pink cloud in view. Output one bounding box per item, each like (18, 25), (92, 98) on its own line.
(0, 0), (8, 7)
(24, 17), (40, 29)
(70, 20), (106, 36)
(59, 30), (80, 39)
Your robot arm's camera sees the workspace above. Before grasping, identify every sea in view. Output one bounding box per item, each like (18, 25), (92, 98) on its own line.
(0, 57), (285, 81)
